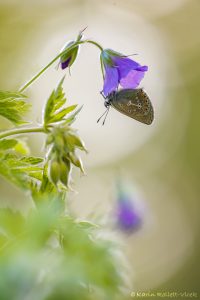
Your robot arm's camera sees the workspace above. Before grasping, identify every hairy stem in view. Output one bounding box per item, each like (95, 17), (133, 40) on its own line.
(19, 39), (104, 93)
(85, 40), (103, 52)
(19, 41), (84, 93)
(0, 126), (45, 139)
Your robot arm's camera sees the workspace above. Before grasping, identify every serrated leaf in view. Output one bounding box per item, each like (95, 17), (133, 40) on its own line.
(14, 140), (30, 155)
(0, 90), (27, 101)
(0, 154), (44, 189)
(44, 76), (66, 126)
(27, 171), (43, 181)
(0, 139), (30, 155)
(65, 105), (83, 125)
(44, 77), (80, 127)
(0, 139), (18, 151)
(19, 157), (43, 165)
(77, 220), (99, 230)
(4, 155), (43, 168)
(53, 77), (66, 111)
(0, 91), (30, 125)
(48, 105), (77, 124)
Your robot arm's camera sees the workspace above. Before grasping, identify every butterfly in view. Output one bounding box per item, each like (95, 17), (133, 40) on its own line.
(98, 89), (154, 125)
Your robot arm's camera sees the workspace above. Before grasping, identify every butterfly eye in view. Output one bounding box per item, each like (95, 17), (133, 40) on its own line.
(104, 101), (110, 108)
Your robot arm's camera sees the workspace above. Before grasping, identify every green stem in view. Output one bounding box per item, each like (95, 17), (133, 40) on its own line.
(0, 126), (45, 139)
(85, 40), (104, 78)
(19, 39), (103, 93)
(19, 41), (84, 93)
(85, 40), (103, 52)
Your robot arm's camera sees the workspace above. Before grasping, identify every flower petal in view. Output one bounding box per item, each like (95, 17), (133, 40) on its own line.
(61, 57), (71, 69)
(117, 202), (141, 231)
(103, 65), (119, 97)
(120, 69), (146, 89)
(113, 57), (140, 78)
(136, 65), (148, 72)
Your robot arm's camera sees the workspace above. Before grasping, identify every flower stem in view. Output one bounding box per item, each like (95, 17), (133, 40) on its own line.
(85, 40), (103, 51)
(18, 39), (103, 93)
(0, 126), (45, 139)
(19, 41), (84, 93)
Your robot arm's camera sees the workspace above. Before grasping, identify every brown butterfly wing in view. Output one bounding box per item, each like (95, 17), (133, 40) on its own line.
(111, 89), (154, 125)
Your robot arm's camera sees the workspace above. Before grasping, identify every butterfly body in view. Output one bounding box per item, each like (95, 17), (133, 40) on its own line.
(104, 89), (154, 125)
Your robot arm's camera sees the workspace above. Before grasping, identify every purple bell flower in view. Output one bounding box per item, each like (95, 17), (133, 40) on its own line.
(115, 183), (142, 233)
(101, 49), (148, 97)
(117, 198), (141, 232)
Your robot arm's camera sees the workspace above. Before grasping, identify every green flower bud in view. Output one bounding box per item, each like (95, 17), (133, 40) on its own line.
(49, 160), (60, 185)
(60, 41), (79, 70)
(67, 133), (88, 152)
(60, 28), (86, 70)
(59, 159), (71, 187)
(54, 135), (65, 150)
(68, 152), (85, 174)
(46, 134), (54, 146)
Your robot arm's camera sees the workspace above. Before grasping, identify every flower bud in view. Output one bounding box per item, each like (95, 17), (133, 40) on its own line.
(60, 40), (79, 70)
(68, 152), (85, 174)
(59, 28), (86, 70)
(46, 134), (54, 146)
(59, 159), (71, 187)
(54, 134), (65, 150)
(49, 159), (60, 185)
(67, 133), (87, 152)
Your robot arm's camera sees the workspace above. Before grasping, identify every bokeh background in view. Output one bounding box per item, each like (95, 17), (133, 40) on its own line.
(0, 0), (199, 297)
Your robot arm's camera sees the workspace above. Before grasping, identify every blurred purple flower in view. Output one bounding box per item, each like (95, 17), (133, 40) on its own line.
(115, 184), (142, 233)
(101, 49), (148, 97)
(117, 200), (141, 232)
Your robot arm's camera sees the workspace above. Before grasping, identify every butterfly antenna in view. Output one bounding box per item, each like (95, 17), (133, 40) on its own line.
(97, 108), (108, 123)
(102, 107), (110, 125)
(100, 91), (106, 99)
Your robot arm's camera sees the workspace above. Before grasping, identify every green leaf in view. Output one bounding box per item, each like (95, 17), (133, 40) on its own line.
(44, 77), (66, 125)
(0, 208), (25, 235)
(44, 77), (80, 126)
(0, 139), (18, 151)
(14, 140), (30, 155)
(31, 163), (65, 202)
(65, 105), (83, 125)
(0, 90), (30, 125)
(77, 220), (99, 230)
(0, 139), (30, 155)
(0, 154), (44, 189)
(19, 157), (43, 165)
(28, 171), (43, 181)
(0, 90), (27, 101)
(48, 105), (77, 124)
(3, 155), (43, 168)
